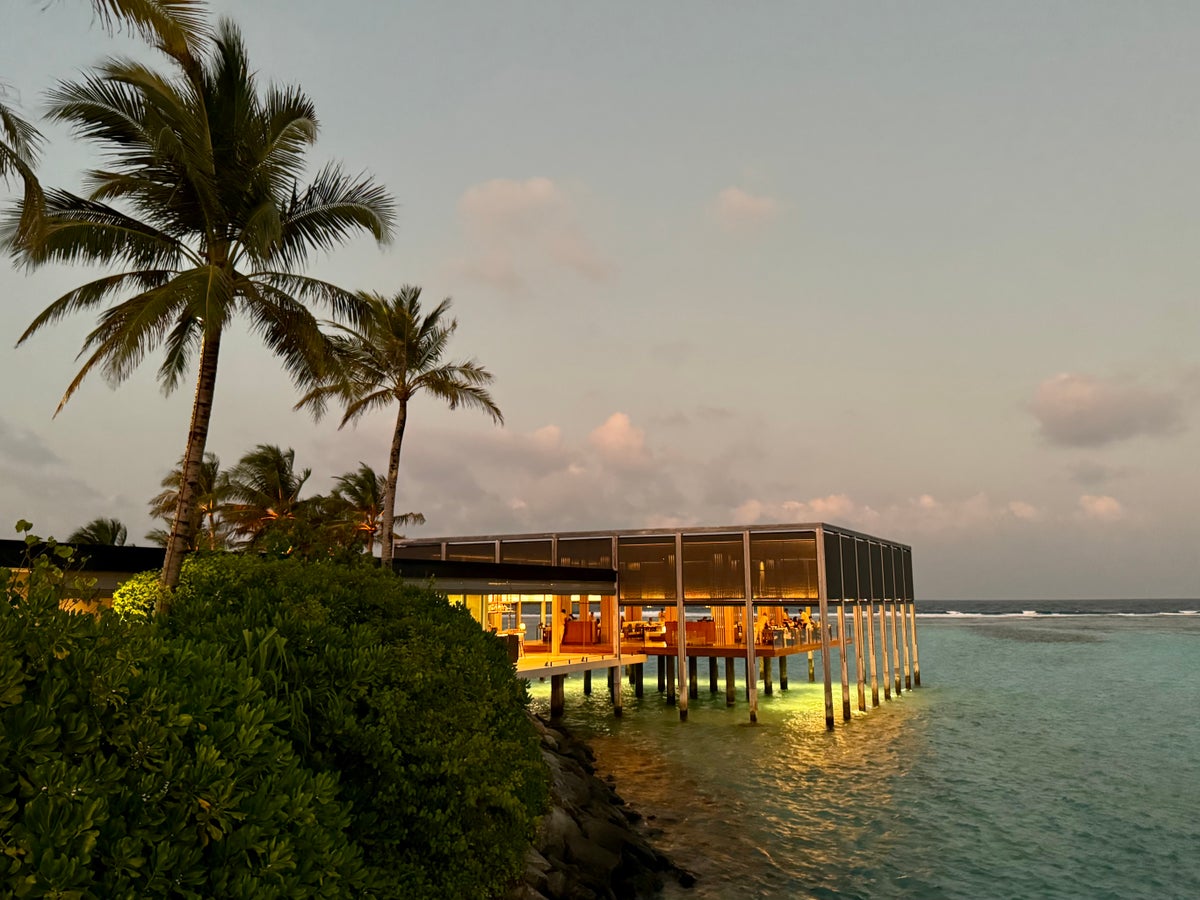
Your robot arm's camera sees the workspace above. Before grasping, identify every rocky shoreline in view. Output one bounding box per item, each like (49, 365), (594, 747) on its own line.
(508, 715), (696, 900)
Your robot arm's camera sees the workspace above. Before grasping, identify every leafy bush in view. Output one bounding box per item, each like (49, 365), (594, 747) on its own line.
(1, 533), (373, 898)
(110, 570), (169, 622)
(164, 555), (548, 899)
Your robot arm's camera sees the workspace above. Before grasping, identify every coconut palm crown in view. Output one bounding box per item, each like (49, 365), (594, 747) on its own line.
(6, 18), (395, 595)
(296, 286), (502, 567)
(68, 516), (129, 546)
(330, 461), (425, 553)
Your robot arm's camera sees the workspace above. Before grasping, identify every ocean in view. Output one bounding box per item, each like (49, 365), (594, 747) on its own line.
(527, 601), (1200, 899)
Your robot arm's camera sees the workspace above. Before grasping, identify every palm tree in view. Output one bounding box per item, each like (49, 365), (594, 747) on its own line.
(223, 444), (311, 546)
(296, 286), (503, 568)
(147, 451), (231, 550)
(68, 516), (128, 545)
(0, 89), (44, 252)
(7, 18), (394, 595)
(330, 461), (425, 553)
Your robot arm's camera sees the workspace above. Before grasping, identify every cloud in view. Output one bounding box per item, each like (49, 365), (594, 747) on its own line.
(1007, 500), (1042, 521)
(0, 416), (105, 538)
(712, 186), (779, 230)
(1029, 373), (1184, 447)
(455, 177), (612, 291)
(588, 413), (648, 467)
(1077, 494), (1124, 523)
(1067, 460), (1133, 486)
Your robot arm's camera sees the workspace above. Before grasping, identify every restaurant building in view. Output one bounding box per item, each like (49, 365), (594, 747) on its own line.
(395, 522), (919, 728)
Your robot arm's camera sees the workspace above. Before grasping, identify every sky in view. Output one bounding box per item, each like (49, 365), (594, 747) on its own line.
(2, 1), (1199, 600)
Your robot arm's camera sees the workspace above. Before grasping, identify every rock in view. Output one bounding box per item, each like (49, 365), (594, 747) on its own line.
(508, 714), (695, 900)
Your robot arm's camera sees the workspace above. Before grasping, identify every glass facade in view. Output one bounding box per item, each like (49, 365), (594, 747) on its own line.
(557, 537), (613, 569)
(617, 536), (676, 601)
(500, 539), (553, 565)
(393, 542), (442, 559)
(824, 531), (843, 600)
(682, 533), (744, 600)
(445, 541), (496, 562)
(750, 532), (817, 600)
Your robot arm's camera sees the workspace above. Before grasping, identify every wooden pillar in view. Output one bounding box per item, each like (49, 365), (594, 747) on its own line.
(908, 601), (921, 686)
(879, 598), (892, 701)
(853, 602), (866, 712)
(550, 674), (565, 719)
(583, 669), (592, 695)
(612, 666), (623, 717)
(867, 601), (879, 707)
(725, 657), (736, 706)
(808, 651), (815, 682)
(762, 656), (773, 696)
(635, 662), (644, 698)
(709, 657), (719, 693)
(816, 528), (834, 730)
(743, 531), (758, 723)
(890, 600), (902, 695)
(666, 656), (676, 705)
(657, 657), (665, 693)
(779, 656), (788, 691)
(688, 656), (699, 699)
(837, 602), (851, 721)
(674, 532), (688, 721)
(900, 597), (912, 691)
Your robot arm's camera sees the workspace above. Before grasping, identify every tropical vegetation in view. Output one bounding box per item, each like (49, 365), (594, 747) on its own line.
(7, 8), (394, 594)
(66, 516), (128, 545)
(297, 286), (503, 567)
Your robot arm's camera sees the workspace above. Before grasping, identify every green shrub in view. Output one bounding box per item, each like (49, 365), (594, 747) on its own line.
(1, 536), (374, 899)
(110, 570), (168, 622)
(165, 555), (548, 900)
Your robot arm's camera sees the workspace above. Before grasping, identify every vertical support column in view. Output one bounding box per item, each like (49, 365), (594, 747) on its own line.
(742, 531), (758, 723)
(816, 527), (835, 730)
(779, 656), (789, 691)
(867, 600), (879, 707)
(762, 657), (773, 695)
(900, 596), (912, 691)
(550, 674), (565, 719)
(635, 663), (644, 698)
(583, 670), (592, 695)
(878, 598), (892, 701)
(612, 665), (623, 717)
(674, 532), (688, 721)
(657, 658), (665, 693)
(890, 600), (902, 695)
(725, 658), (736, 706)
(808, 650), (815, 682)
(666, 656), (676, 705)
(688, 656), (699, 699)
(837, 602), (851, 721)
(853, 602), (866, 712)
(908, 600), (921, 686)
(709, 657), (719, 693)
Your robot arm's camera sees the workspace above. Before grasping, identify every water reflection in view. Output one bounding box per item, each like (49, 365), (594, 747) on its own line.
(528, 657), (930, 898)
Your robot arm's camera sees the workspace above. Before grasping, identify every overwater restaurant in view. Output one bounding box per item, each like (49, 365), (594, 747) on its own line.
(394, 523), (919, 728)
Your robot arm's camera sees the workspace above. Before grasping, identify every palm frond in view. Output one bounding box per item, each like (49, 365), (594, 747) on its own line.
(273, 163), (395, 269)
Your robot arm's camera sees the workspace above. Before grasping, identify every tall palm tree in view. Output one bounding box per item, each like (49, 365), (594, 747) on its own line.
(223, 444), (311, 546)
(330, 461), (425, 553)
(6, 18), (394, 595)
(68, 516), (128, 546)
(0, 89), (44, 252)
(147, 451), (230, 550)
(296, 286), (503, 568)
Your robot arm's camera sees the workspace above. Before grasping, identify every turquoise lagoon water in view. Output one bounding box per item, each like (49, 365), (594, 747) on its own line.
(527, 607), (1200, 899)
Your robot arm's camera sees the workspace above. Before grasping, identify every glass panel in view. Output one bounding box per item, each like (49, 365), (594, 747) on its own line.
(682, 534), (743, 600)
(618, 536), (676, 601)
(856, 538), (871, 601)
(500, 539), (552, 565)
(823, 531), (842, 600)
(393, 542), (442, 559)
(901, 547), (914, 601)
(840, 534), (858, 601)
(886, 546), (899, 600)
(750, 531), (818, 600)
(873, 542), (887, 601)
(445, 541), (496, 562)
(557, 537), (613, 569)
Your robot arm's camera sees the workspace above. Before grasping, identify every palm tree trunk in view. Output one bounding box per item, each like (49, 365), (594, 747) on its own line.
(380, 399), (408, 570)
(161, 329), (222, 599)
